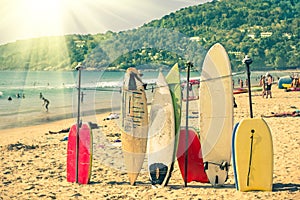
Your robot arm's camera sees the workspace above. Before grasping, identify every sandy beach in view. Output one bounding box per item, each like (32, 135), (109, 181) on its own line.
(0, 86), (299, 199)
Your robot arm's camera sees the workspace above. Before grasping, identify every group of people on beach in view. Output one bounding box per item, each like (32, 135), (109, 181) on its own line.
(259, 72), (273, 98)
(7, 92), (50, 112)
(7, 93), (25, 101)
(291, 73), (300, 88)
(16, 93), (25, 99)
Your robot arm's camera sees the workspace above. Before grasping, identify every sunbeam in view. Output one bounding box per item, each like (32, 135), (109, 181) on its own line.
(0, 0), (205, 44)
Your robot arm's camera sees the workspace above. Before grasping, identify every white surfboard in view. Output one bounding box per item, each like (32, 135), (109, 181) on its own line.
(199, 43), (233, 186)
(148, 72), (175, 188)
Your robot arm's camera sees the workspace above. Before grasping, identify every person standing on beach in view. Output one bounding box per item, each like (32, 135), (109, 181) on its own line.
(239, 79), (243, 88)
(266, 72), (273, 98)
(80, 91), (86, 103)
(291, 76), (300, 88)
(260, 75), (266, 98)
(42, 97), (50, 112)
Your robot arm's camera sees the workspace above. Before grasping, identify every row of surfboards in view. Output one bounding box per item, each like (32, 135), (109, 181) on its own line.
(66, 43), (274, 192)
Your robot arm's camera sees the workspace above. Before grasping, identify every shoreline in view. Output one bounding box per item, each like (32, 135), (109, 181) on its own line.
(0, 105), (120, 131)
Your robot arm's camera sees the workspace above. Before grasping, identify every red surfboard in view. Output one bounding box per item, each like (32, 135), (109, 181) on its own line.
(67, 123), (93, 184)
(176, 128), (209, 183)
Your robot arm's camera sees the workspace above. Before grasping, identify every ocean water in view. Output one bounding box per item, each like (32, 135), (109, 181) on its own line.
(0, 70), (292, 130)
(0, 70), (162, 130)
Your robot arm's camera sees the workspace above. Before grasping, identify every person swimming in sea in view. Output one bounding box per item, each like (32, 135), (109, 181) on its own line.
(42, 97), (50, 112)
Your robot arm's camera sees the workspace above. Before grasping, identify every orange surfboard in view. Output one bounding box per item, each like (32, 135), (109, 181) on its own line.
(177, 128), (209, 183)
(67, 123), (93, 184)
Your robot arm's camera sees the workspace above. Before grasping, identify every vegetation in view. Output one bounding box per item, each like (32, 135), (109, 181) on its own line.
(144, 0), (299, 71)
(0, 0), (298, 71)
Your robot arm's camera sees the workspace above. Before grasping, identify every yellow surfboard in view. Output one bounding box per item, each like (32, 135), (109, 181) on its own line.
(232, 118), (273, 191)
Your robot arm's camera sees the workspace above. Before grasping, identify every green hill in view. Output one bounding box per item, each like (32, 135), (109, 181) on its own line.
(144, 0), (299, 70)
(0, 0), (299, 71)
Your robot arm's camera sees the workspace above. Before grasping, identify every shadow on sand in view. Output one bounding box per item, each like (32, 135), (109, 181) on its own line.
(169, 183), (236, 190)
(107, 181), (150, 186)
(103, 181), (300, 193)
(273, 183), (300, 192)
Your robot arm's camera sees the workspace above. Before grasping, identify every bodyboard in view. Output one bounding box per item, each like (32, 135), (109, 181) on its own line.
(67, 123), (93, 184)
(176, 128), (209, 183)
(232, 118), (273, 191)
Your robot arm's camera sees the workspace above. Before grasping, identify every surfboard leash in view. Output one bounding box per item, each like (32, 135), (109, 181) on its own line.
(247, 130), (255, 186)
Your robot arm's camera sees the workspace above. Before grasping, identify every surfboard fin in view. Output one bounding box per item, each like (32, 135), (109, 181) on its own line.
(220, 161), (228, 171)
(204, 162), (208, 170)
(204, 161), (229, 171)
(149, 163), (168, 186)
(215, 175), (219, 185)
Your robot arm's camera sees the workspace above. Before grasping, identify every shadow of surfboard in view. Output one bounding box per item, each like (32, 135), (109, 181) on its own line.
(273, 183), (300, 192)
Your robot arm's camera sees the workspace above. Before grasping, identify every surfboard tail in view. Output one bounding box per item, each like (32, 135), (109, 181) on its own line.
(128, 173), (139, 186)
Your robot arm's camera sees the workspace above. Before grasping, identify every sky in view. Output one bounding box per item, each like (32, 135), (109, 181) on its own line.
(0, 0), (210, 45)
